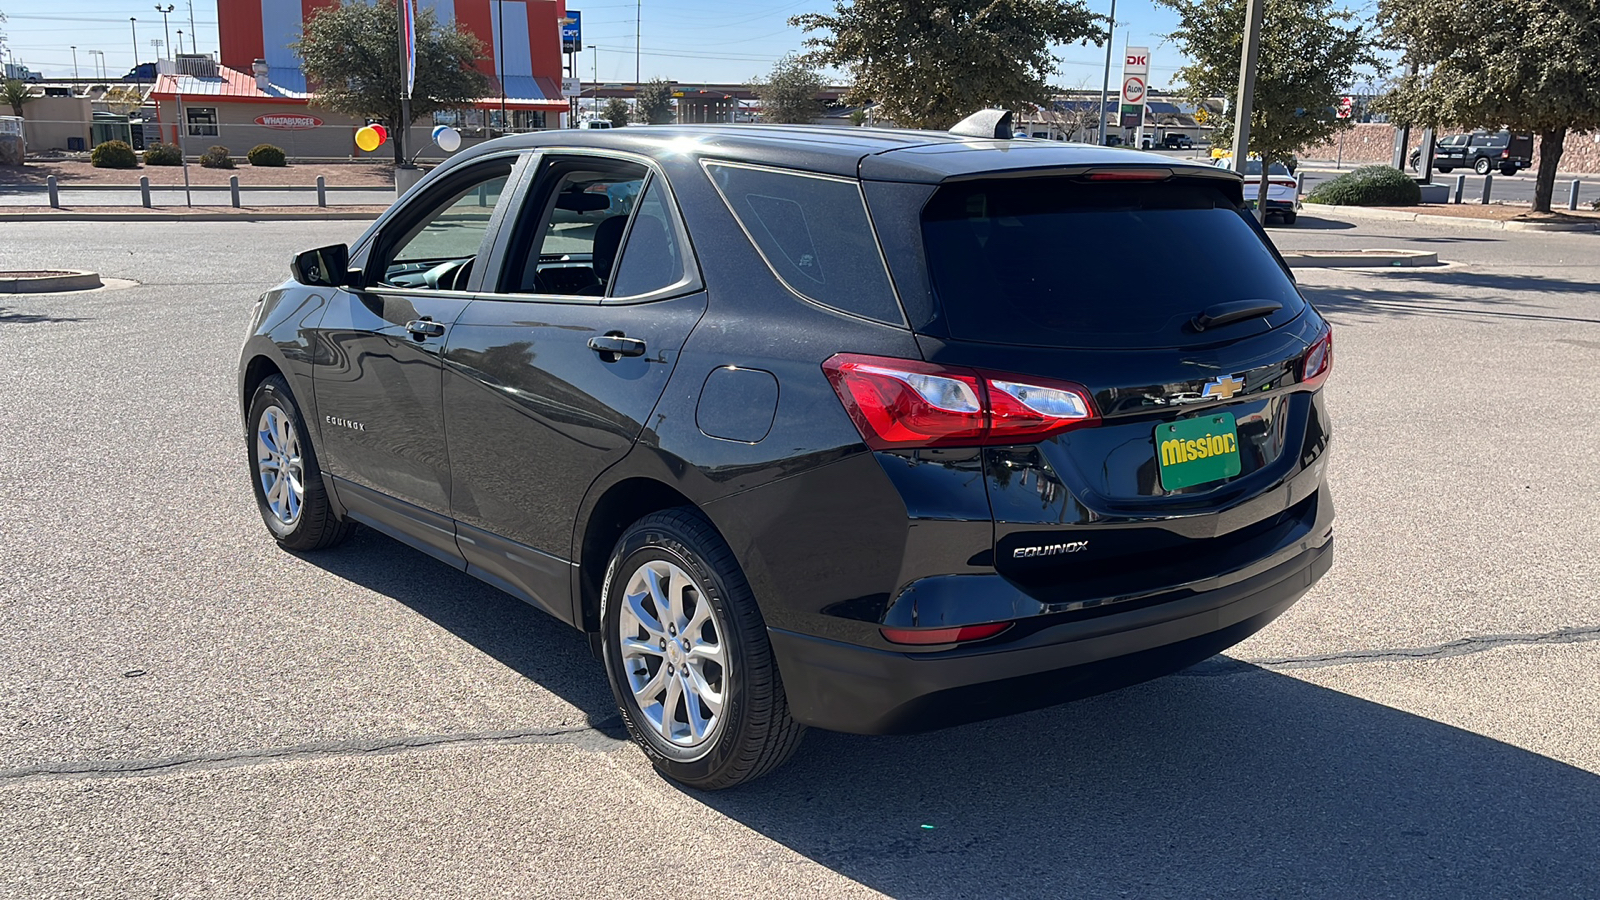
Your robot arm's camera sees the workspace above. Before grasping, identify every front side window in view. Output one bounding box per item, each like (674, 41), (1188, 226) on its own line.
(186, 107), (218, 137)
(704, 161), (903, 326)
(374, 160), (513, 289)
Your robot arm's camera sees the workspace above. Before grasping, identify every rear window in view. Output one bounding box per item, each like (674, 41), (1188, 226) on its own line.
(921, 178), (1303, 349)
(705, 161), (904, 325)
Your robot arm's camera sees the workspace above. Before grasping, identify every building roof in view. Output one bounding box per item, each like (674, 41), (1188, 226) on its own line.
(151, 64), (569, 111)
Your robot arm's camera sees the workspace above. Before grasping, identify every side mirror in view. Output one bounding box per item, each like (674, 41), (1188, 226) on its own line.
(291, 244), (352, 288)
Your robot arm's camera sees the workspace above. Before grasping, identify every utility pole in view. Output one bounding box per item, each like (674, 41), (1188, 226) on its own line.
(635, 0), (641, 87)
(130, 18), (139, 73)
(497, 0), (507, 133)
(1097, 0), (1117, 146)
(71, 46), (79, 80)
(186, 1), (197, 55)
(1229, 0), (1265, 220)
(592, 46), (599, 117)
(155, 5), (174, 61)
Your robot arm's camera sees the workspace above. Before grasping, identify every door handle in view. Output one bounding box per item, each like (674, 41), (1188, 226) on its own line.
(587, 333), (647, 361)
(406, 318), (446, 338)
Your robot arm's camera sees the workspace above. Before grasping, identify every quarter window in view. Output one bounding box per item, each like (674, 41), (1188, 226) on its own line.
(609, 177), (687, 298)
(705, 162), (903, 326)
(186, 107), (218, 137)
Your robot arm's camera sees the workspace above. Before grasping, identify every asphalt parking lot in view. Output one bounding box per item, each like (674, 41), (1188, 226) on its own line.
(3, 217), (1598, 898)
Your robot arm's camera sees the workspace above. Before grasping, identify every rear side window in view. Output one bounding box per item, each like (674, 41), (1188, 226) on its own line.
(921, 178), (1304, 349)
(610, 177), (687, 298)
(704, 161), (904, 325)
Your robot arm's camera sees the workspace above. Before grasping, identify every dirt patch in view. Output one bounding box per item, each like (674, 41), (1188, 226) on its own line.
(1, 160), (419, 188)
(1375, 203), (1600, 223)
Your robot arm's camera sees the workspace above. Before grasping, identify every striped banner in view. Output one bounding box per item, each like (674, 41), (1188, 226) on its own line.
(400, 0), (417, 98)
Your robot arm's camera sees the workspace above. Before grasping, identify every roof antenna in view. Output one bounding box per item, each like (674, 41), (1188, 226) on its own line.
(949, 109), (1014, 139)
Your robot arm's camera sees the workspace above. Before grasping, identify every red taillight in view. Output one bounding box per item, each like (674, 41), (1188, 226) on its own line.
(1501, 149), (1510, 158)
(822, 353), (1099, 450)
(1082, 168), (1173, 181)
(880, 622), (1012, 645)
(1301, 329), (1333, 387)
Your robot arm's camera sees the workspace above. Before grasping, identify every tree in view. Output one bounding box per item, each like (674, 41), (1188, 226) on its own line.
(1158, 0), (1379, 215)
(633, 78), (675, 125)
(602, 97), (630, 128)
(1376, 0), (1600, 213)
(4, 79), (32, 118)
(792, 0), (1103, 130)
(296, 0), (488, 165)
(751, 53), (826, 124)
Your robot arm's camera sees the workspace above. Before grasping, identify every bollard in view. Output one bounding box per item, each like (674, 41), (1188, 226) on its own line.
(1570, 179), (1581, 211)
(316, 175), (327, 208)
(1454, 174), (1466, 204)
(478, 183), (488, 207)
(139, 176), (152, 208)
(230, 175), (241, 208)
(47, 174), (60, 208)
(1479, 173), (1492, 204)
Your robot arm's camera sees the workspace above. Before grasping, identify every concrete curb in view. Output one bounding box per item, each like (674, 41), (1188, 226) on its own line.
(0, 210), (383, 223)
(1283, 249), (1440, 268)
(1300, 202), (1599, 233)
(0, 270), (102, 292)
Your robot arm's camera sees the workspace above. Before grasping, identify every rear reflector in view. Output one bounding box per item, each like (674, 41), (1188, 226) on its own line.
(880, 622), (1012, 645)
(823, 353), (1099, 450)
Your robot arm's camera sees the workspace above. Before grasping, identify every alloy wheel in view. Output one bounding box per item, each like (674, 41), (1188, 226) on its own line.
(256, 405), (305, 529)
(619, 559), (729, 749)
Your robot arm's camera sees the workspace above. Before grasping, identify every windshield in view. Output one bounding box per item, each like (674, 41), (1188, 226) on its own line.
(921, 177), (1304, 349)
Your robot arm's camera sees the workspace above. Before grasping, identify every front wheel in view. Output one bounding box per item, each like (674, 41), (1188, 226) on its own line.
(1436, 165), (1453, 173)
(1474, 157), (1493, 175)
(246, 375), (354, 551)
(601, 508), (805, 789)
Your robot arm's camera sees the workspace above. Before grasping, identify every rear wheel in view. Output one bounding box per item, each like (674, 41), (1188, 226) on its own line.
(1281, 212), (1297, 225)
(1436, 165), (1453, 173)
(1500, 165), (1517, 176)
(600, 508), (805, 789)
(1474, 157), (1492, 175)
(246, 375), (354, 551)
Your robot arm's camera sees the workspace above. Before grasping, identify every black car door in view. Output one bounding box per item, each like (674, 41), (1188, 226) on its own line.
(441, 152), (707, 622)
(313, 154), (523, 566)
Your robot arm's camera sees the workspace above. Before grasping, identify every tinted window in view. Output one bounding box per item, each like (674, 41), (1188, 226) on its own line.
(922, 178), (1304, 349)
(1239, 160), (1292, 176)
(377, 161), (513, 288)
(705, 162), (903, 325)
(610, 177), (687, 298)
(508, 162), (646, 296)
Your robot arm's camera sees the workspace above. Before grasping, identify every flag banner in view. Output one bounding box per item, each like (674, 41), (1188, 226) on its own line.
(401, 0), (417, 98)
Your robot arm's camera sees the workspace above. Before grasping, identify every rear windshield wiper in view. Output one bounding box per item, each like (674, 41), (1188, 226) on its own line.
(1191, 299), (1283, 332)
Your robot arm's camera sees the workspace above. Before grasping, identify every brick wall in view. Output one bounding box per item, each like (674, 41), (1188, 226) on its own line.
(1298, 123), (1600, 174)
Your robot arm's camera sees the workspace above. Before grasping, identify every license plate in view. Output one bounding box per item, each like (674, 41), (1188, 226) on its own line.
(1156, 413), (1242, 491)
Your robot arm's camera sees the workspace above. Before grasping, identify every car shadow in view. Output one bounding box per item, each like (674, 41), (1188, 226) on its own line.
(0, 306), (90, 324)
(1274, 214), (1355, 230)
(695, 662), (1600, 898)
(1301, 270), (1600, 324)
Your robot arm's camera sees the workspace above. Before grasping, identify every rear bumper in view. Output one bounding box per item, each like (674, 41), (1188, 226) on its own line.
(769, 535), (1332, 735)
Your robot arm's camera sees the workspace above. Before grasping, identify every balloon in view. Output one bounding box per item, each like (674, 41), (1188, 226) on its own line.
(436, 127), (462, 153)
(355, 126), (380, 153)
(431, 125), (449, 142)
(370, 124), (388, 143)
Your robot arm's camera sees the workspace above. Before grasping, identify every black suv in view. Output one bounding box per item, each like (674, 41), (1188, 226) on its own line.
(240, 115), (1334, 789)
(1162, 133), (1195, 149)
(1411, 130), (1534, 175)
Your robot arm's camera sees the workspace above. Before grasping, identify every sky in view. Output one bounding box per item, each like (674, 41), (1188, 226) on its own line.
(1, 0), (1192, 90)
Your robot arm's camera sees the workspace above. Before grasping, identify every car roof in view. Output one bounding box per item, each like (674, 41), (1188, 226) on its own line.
(449, 124), (1234, 184)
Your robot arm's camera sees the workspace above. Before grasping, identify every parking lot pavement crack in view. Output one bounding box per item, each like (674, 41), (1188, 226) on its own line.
(1183, 625), (1600, 676)
(0, 719), (627, 786)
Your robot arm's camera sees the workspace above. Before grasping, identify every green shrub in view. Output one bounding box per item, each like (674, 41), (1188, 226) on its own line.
(90, 140), (138, 169)
(143, 142), (182, 166)
(247, 143), (287, 167)
(199, 145), (236, 169)
(1306, 165), (1421, 207)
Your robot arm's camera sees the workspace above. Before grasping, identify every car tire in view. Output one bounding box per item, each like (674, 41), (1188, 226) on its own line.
(1475, 157), (1492, 175)
(1281, 212), (1297, 225)
(246, 375), (355, 551)
(1436, 165), (1453, 174)
(601, 507), (805, 790)
(1500, 166), (1517, 176)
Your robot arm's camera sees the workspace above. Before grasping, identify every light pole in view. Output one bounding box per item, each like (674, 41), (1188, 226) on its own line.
(151, 38), (164, 67)
(176, 30), (184, 58)
(186, 1), (197, 54)
(1097, 0), (1117, 146)
(71, 45), (79, 80)
(155, 6), (175, 61)
(592, 46), (599, 117)
(129, 18), (139, 74)
(90, 50), (106, 81)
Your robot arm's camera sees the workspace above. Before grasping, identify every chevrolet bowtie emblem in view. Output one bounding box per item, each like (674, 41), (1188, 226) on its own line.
(1202, 374), (1246, 400)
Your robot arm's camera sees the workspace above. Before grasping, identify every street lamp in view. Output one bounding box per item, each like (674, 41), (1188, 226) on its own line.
(89, 50), (106, 81)
(71, 45), (79, 80)
(130, 18), (139, 74)
(155, 5), (175, 61)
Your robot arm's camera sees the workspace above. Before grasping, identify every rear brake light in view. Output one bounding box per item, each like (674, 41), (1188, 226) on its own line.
(1501, 149), (1509, 158)
(881, 622), (1012, 645)
(823, 353), (1099, 449)
(1082, 168), (1173, 181)
(1301, 329), (1333, 387)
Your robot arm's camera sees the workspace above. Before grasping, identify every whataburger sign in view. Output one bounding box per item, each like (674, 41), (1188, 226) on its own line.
(254, 114), (322, 131)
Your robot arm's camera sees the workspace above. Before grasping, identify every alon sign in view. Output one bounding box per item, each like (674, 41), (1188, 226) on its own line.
(254, 114), (323, 131)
